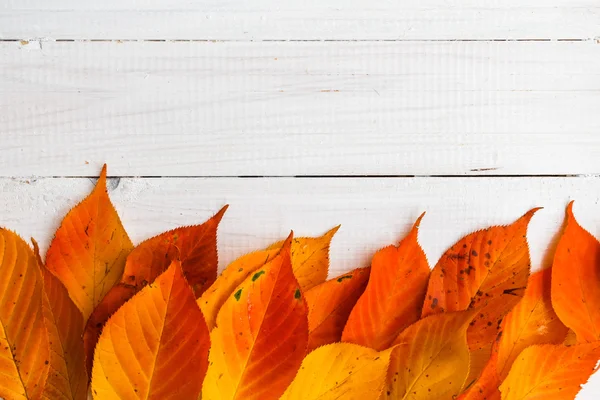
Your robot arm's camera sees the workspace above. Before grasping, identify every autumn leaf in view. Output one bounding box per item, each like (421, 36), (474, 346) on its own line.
(45, 165), (134, 322)
(0, 229), (49, 400)
(202, 234), (308, 400)
(305, 267), (370, 351)
(32, 239), (87, 400)
(343, 214), (429, 351)
(551, 201), (600, 343)
(198, 228), (336, 331)
(422, 209), (539, 381)
(91, 260), (210, 400)
(267, 225), (340, 290)
(499, 342), (600, 399)
(198, 247), (281, 330)
(83, 206), (226, 376)
(280, 343), (392, 400)
(458, 268), (568, 400)
(383, 310), (476, 400)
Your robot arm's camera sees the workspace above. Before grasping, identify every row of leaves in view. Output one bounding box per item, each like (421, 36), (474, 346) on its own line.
(1, 165), (599, 400)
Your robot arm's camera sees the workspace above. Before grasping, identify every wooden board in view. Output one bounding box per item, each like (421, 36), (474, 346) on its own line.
(2, 40), (599, 177)
(3, 176), (599, 276)
(1, 0), (599, 40)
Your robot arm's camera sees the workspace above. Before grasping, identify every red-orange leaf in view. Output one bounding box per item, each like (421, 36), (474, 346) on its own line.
(305, 267), (370, 351)
(83, 206), (226, 376)
(45, 165), (134, 322)
(458, 268), (568, 400)
(122, 205), (227, 297)
(343, 214), (430, 351)
(422, 209), (539, 381)
(202, 234), (308, 400)
(32, 239), (87, 400)
(0, 229), (49, 400)
(551, 201), (600, 343)
(91, 261), (210, 399)
(499, 342), (600, 399)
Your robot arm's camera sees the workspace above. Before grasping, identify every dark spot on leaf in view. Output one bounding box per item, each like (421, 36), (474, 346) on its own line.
(337, 275), (353, 283)
(234, 288), (243, 301)
(431, 298), (438, 309)
(294, 288), (301, 299)
(471, 250), (478, 256)
(252, 270), (265, 281)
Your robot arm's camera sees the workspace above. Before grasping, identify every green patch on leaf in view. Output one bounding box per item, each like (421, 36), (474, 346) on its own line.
(234, 288), (243, 301)
(294, 288), (301, 299)
(252, 270), (265, 282)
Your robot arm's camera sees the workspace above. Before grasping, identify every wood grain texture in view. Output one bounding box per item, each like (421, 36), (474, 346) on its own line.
(1, 40), (600, 177)
(1, 1), (598, 40)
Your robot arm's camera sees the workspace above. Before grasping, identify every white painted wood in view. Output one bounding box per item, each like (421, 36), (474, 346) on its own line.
(1, 0), (599, 40)
(3, 175), (600, 396)
(2, 40), (600, 177)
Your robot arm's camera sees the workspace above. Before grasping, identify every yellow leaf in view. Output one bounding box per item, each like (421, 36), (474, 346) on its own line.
(0, 229), (49, 400)
(45, 165), (134, 322)
(280, 343), (392, 400)
(383, 310), (475, 400)
(268, 226), (340, 290)
(499, 343), (600, 399)
(91, 261), (210, 400)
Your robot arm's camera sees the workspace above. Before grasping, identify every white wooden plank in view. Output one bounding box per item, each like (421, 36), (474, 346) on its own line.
(1, 0), (599, 40)
(1, 40), (600, 177)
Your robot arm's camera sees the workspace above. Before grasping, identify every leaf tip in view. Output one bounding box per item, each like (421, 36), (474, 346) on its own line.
(214, 204), (229, 223)
(413, 211), (426, 230)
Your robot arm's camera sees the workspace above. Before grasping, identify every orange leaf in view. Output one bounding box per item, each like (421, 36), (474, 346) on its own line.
(551, 201), (600, 343)
(383, 310), (476, 400)
(499, 342), (600, 399)
(83, 206), (226, 376)
(91, 260), (210, 399)
(458, 268), (568, 400)
(202, 234), (308, 400)
(422, 209), (539, 380)
(267, 226), (340, 290)
(45, 165), (134, 322)
(32, 240), (87, 400)
(305, 267), (370, 352)
(0, 229), (49, 400)
(198, 247), (280, 331)
(343, 214), (430, 351)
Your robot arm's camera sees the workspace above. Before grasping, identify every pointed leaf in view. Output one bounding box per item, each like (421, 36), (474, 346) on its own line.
(422, 209), (539, 380)
(202, 235), (308, 400)
(280, 343), (392, 400)
(383, 310), (476, 400)
(0, 229), (49, 400)
(45, 165), (134, 322)
(499, 343), (600, 400)
(267, 226), (340, 290)
(83, 206), (226, 377)
(551, 201), (600, 343)
(198, 247), (280, 330)
(343, 214), (430, 350)
(305, 267), (370, 352)
(458, 268), (568, 400)
(32, 240), (87, 400)
(91, 261), (210, 400)
(123, 205), (227, 296)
